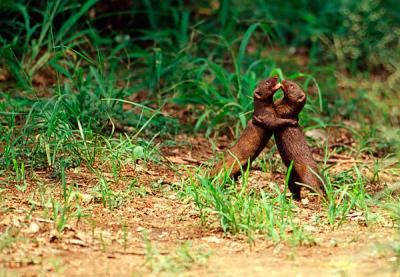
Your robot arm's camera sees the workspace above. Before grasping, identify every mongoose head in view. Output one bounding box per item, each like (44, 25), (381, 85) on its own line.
(281, 80), (306, 105)
(254, 76), (281, 101)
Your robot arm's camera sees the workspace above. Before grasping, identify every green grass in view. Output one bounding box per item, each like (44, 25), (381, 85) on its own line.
(179, 165), (312, 246)
(175, 156), (387, 245)
(323, 165), (372, 227)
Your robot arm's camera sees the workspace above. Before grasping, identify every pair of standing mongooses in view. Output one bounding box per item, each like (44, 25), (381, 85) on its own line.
(211, 77), (324, 199)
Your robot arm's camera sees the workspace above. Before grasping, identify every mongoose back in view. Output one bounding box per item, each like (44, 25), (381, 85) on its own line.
(211, 77), (297, 177)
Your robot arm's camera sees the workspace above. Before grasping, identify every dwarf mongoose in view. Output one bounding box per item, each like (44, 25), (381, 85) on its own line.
(254, 80), (324, 199)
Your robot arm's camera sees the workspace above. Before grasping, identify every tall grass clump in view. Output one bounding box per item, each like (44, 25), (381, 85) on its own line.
(0, 1), (162, 173)
(180, 167), (311, 245)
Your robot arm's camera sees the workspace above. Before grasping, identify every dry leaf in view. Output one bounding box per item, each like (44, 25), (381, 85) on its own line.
(202, 236), (223, 244)
(0, 214), (12, 226)
(166, 156), (188, 165)
(23, 222), (40, 234)
(69, 238), (88, 247)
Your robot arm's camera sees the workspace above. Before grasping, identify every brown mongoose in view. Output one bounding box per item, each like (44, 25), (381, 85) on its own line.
(254, 80), (324, 199)
(211, 76), (297, 177)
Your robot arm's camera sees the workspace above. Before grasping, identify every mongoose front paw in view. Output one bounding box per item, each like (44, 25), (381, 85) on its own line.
(253, 115), (261, 122)
(252, 115), (265, 126)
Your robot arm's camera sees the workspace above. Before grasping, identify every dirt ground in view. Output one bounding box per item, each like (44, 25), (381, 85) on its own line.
(1, 134), (399, 276)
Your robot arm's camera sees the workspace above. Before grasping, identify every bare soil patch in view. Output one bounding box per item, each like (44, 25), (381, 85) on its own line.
(0, 134), (399, 276)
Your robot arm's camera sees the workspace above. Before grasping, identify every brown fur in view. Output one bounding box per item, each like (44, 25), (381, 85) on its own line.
(211, 77), (297, 177)
(255, 80), (324, 199)
(211, 120), (271, 177)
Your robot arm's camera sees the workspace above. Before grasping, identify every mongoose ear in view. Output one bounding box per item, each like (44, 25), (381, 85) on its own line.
(296, 92), (306, 103)
(254, 88), (262, 99)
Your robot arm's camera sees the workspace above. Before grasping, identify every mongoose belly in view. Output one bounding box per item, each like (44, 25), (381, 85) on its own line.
(274, 126), (316, 167)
